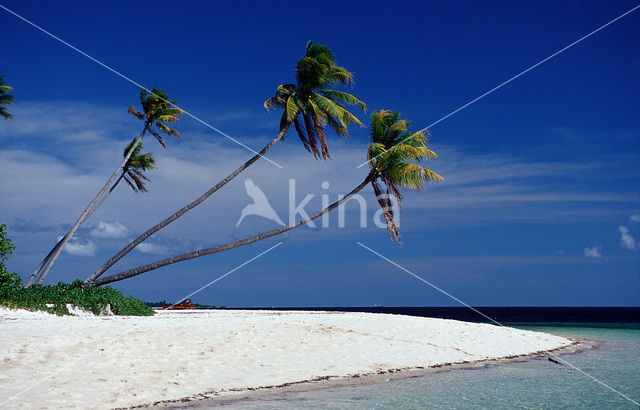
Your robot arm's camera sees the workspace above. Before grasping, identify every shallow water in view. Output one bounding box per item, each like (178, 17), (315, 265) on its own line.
(218, 327), (640, 409)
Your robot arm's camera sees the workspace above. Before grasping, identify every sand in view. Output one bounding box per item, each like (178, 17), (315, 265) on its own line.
(0, 308), (574, 409)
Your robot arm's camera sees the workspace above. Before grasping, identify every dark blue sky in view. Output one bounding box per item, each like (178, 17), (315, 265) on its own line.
(1, 0), (639, 306)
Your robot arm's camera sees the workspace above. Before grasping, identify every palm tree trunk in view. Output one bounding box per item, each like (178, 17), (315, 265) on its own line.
(31, 124), (151, 286)
(91, 172), (374, 287)
(84, 120), (296, 286)
(86, 172), (126, 215)
(24, 172), (127, 287)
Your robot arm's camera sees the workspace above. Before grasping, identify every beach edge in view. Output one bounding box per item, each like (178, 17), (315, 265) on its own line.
(139, 336), (596, 409)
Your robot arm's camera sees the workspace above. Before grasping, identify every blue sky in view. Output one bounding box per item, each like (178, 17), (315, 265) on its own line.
(1, 0), (639, 306)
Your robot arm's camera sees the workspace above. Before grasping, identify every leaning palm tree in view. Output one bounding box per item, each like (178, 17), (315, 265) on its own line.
(90, 111), (443, 287)
(24, 140), (157, 287)
(365, 110), (444, 243)
(265, 42), (365, 159)
(0, 75), (15, 120)
(78, 139), (156, 219)
(27, 88), (181, 286)
(118, 139), (156, 193)
(84, 42), (366, 286)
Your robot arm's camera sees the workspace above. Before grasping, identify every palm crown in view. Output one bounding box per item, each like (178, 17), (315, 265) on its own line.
(264, 42), (366, 159)
(122, 139), (156, 192)
(128, 87), (183, 148)
(367, 110), (444, 243)
(0, 75), (15, 120)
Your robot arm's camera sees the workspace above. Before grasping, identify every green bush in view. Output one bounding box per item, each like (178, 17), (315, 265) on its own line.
(0, 224), (153, 316)
(1, 279), (155, 316)
(0, 224), (20, 287)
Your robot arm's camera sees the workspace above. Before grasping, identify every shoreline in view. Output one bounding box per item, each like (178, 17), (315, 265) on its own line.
(1, 308), (581, 409)
(141, 337), (597, 409)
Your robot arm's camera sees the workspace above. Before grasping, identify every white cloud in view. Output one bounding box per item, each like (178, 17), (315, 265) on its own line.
(618, 225), (637, 251)
(631, 214), (640, 222)
(136, 242), (171, 255)
(90, 221), (129, 239)
(60, 236), (97, 257)
(3, 100), (640, 274)
(584, 246), (602, 259)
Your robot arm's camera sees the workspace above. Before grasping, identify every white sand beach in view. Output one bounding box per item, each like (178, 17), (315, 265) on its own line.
(0, 308), (575, 409)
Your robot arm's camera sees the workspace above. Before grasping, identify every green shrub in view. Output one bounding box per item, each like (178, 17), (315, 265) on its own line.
(0, 224), (20, 287)
(1, 279), (154, 316)
(0, 224), (153, 316)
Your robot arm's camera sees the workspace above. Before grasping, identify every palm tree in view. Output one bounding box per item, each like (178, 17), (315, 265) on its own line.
(264, 42), (366, 159)
(119, 139), (156, 193)
(366, 110), (443, 243)
(27, 88), (181, 286)
(84, 42), (366, 286)
(90, 111), (443, 287)
(23, 140), (157, 287)
(0, 75), (15, 120)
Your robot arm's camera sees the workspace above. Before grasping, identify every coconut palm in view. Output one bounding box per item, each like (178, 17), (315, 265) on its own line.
(119, 139), (156, 193)
(77, 139), (156, 220)
(366, 110), (443, 243)
(24, 141), (157, 286)
(90, 111), (442, 287)
(264, 42), (366, 159)
(0, 75), (15, 120)
(25, 139), (157, 287)
(84, 42), (366, 286)
(27, 88), (181, 286)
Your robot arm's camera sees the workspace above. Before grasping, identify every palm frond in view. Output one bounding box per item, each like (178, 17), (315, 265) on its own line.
(0, 76), (15, 120)
(264, 96), (285, 111)
(126, 169), (149, 192)
(293, 116), (310, 152)
(155, 122), (181, 139)
(311, 93), (363, 129)
(167, 127), (181, 138)
(367, 142), (387, 165)
(313, 112), (330, 160)
(285, 93), (300, 122)
(387, 163), (443, 189)
(156, 114), (179, 123)
(0, 107), (12, 120)
(324, 114), (348, 138)
(157, 108), (184, 118)
(149, 129), (166, 148)
(123, 174), (138, 192)
(149, 87), (169, 103)
(381, 175), (403, 210)
(305, 43), (335, 64)
(303, 111), (320, 159)
(123, 139), (156, 170)
(385, 143), (428, 163)
(325, 66), (354, 87)
(319, 90), (366, 111)
(128, 106), (144, 120)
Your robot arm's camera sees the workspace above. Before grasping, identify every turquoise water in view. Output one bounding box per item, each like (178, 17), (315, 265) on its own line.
(220, 327), (640, 409)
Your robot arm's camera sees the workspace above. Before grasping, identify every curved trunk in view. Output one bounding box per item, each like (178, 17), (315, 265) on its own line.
(23, 173), (125, 287)
(85, 120), (296, 286)
(31, 124), (150, 286)
(91, 172), (374, 287)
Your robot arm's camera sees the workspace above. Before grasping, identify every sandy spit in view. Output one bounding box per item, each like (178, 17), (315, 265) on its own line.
(0, 308), (575, 409)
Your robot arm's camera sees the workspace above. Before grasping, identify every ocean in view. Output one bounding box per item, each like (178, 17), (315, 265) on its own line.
(214, 307), (640, 409)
